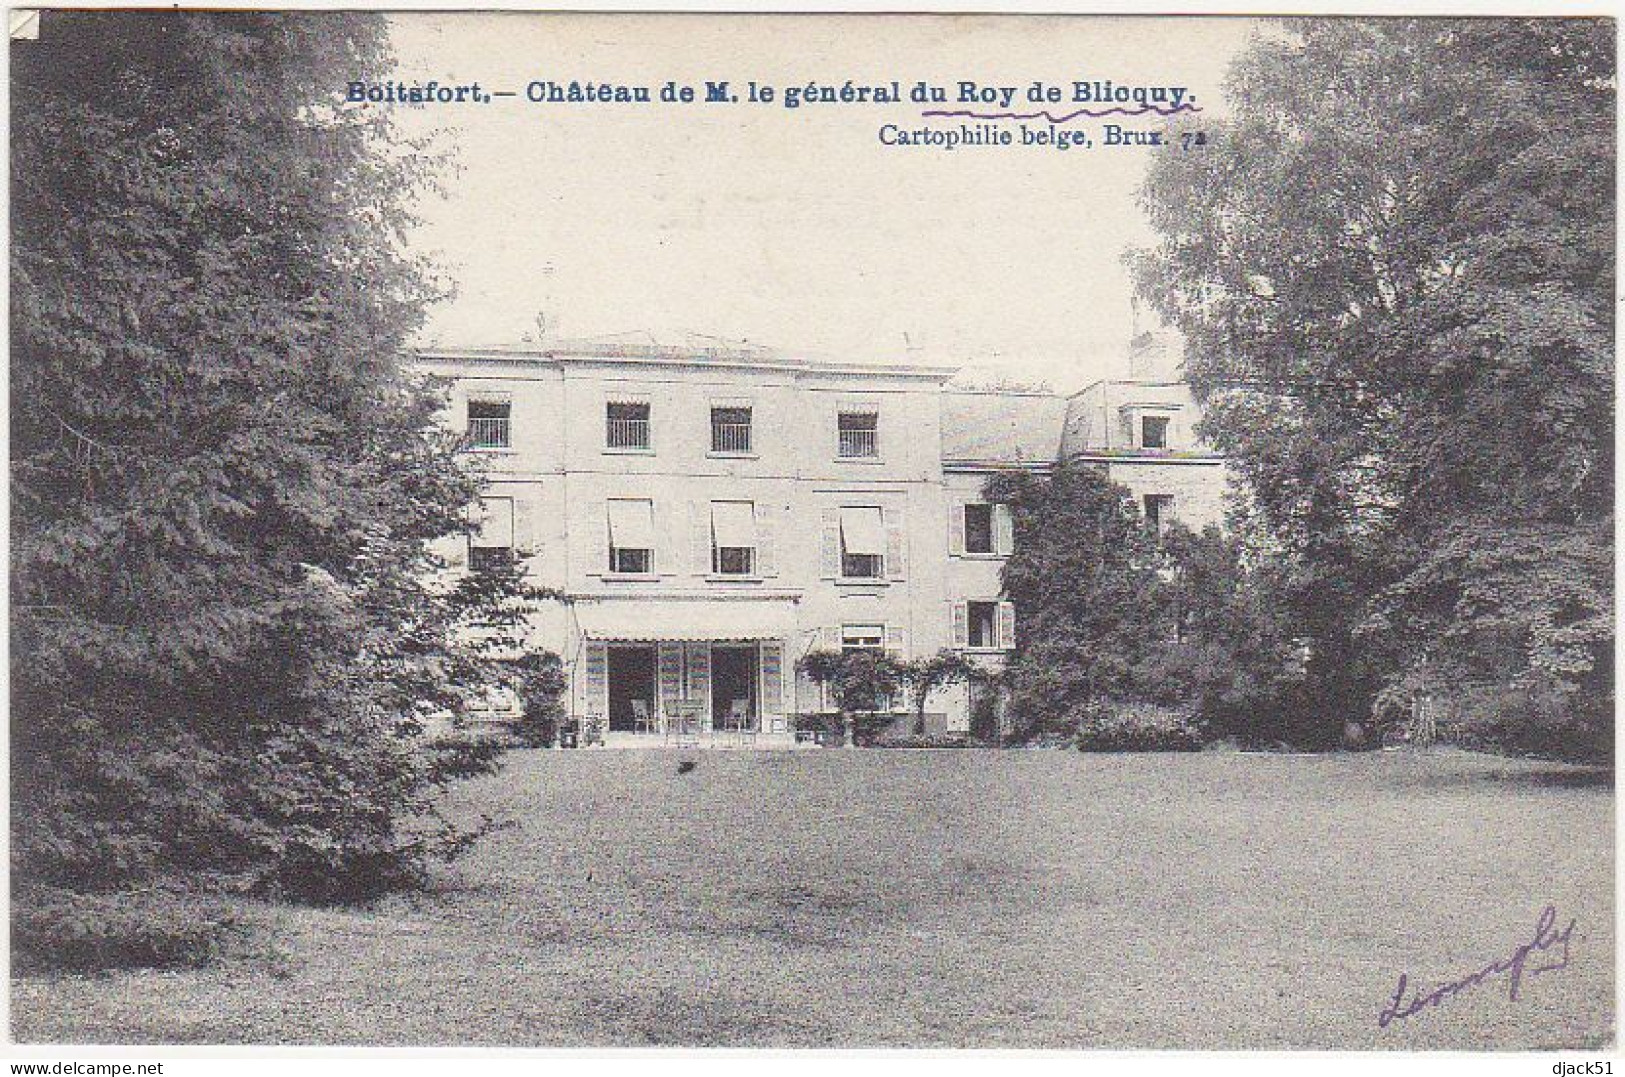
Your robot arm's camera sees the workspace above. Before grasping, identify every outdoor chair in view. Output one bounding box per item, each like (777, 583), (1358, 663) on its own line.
(631, 698), (656, 736)
(580, 712), (607, 748)
(665, 701), (701, 747)
(726, 698), (756, 746)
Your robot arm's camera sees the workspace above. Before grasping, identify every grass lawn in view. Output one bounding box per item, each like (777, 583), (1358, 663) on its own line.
(11, 747), (1614, 1049)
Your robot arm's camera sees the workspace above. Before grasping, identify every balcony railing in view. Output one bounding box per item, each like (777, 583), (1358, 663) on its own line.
(711, 421), (753, 454)
(607, 417), (650, 449)
(838, 428), (878, 458)
(468, 417), (510, 449)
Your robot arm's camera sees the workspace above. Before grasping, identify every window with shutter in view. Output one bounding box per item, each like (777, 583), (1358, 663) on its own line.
(838, 506), (885, 579)
(710, 500), (756, 576)
(607, 499), (655, 575)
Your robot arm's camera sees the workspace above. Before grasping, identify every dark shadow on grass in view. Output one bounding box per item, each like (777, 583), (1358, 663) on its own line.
(1389, 762), (1613, 794)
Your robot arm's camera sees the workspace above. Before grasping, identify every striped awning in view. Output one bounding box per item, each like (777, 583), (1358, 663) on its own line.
(573, 599), (793, 642)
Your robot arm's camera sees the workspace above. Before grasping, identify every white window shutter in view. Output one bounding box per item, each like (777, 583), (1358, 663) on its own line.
(600, 501), (613, 572)
(994, 504), (1015, 556)
(885, 626), (907, 657)
(820, 509), (841, 579)
(583, 643), (608, 719)
(948, 502), (966, 556)
(757, 506), (778, 576)
(760, 642), (785, 721)
(998, 601), (1017, 650)
(951, 602), (969, 648)
(690, 501), (709, 575)
(656, 498), (676, 574)
(513, 497), (536, 555)
(885, 508), (907, 580)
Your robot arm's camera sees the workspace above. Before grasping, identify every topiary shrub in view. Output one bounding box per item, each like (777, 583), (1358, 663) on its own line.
(1075, 699), (1205, 752)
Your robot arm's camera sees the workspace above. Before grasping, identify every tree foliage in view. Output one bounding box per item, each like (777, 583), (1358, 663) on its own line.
(986, 464), (1165, 737)
(1132, 19), (1613, 757)
(11, 11), (535, 913)
(895, 650), (979, 736)
(990, 465), (1309, 745)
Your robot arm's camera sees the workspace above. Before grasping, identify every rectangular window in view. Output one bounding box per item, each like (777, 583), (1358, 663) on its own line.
(841, 624), (885, 652)
(468, 399), (511, 449)
(606, 401), (651, 449)
(963, 503), (995, 554)
(837, 410), (879, 458)
(607, 498), (655, 574)
(838, 506), (885, 578)
(710, 406), (753, 454)
(1141, 415), (1170, 450)
(967, 601), (999, 649)
(469, 496), (514, 572)
(711, 500), (757, 576)
(1144, 494), (1174, 538)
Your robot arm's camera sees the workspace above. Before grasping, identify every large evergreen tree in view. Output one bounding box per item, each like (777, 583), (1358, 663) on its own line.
(11, 11), (525, 915)
(1133, 19), (1613, 757)
(986, 464), (1167, 738)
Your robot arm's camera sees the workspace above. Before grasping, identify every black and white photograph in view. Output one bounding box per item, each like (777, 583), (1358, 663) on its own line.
(6, 4), (1617, 1061)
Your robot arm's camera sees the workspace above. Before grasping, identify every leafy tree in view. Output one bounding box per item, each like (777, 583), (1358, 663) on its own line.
(1132, 19), (1613, 757)
(796, 648), (903, 746)
(986, 463), (1166, 738)
(895, 650), (978, 737)
(1145, 522), (1311, 745)
(10, 9), (536, 929)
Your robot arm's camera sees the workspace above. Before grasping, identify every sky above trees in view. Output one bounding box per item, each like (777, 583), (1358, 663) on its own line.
(386, 13), (1257, 391)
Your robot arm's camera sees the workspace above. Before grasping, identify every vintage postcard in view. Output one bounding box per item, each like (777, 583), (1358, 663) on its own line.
(7, 5), (1615, 1061)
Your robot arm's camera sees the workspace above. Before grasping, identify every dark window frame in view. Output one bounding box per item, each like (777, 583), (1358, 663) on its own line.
(967, 600), (999, 649)
(963, 503), (995, 554)
(606, 401), (652, 449)
(836, 410), (880, 458)
(710, 406), (753, 454)
(1141, 415), (1170, 450)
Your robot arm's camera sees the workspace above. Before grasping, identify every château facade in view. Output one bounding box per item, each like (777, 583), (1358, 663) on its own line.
(419, 333), (1225, 745)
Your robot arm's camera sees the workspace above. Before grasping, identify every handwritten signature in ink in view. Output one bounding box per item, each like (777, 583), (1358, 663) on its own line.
(1379, 904), (1576, 1027)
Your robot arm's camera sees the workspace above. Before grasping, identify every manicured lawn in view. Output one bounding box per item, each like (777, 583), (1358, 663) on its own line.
(12, 748), (1614, 1048)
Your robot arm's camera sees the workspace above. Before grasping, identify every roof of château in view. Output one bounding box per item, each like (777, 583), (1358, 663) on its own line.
(416, 333), (958, 380)
(940, 391), (1067, 466)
